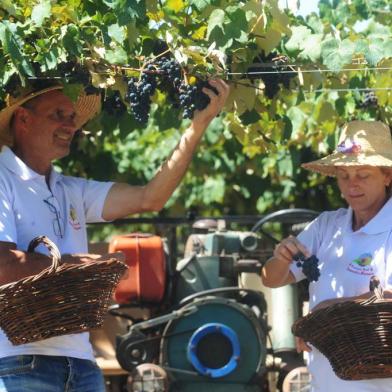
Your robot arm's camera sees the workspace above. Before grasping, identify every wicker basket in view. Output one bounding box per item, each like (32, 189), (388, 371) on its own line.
(0, 236), (127, 345)
(292, 277), (392, 380)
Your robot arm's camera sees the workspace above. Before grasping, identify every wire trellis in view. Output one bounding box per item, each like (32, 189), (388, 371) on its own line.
(224, 66), (392, 76)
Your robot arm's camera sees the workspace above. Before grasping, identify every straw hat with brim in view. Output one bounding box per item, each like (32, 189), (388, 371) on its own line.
(0, 85), (101, 147)
(302, 121), (392, 177)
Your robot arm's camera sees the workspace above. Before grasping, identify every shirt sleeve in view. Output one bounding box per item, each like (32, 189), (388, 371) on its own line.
(0, 184), (17, 243)
(82, 179), (114, 223)
(67, 177), (115, 223)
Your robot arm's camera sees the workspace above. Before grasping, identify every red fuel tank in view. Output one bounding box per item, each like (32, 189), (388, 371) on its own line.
(109, 233), (166, 304)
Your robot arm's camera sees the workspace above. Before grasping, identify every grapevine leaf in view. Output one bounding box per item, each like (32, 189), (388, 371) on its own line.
(299, 34), (323, 62)
(105, 47), (128, 64)
(102, 0), (146, 26)
(240, 109), (261, 125)
(225, 81), (257, 114)
(0, 0), (16, 16)
(285, 26), (312, 52)
(206, 9), (225, 40)
(63, 84), (84, 103)
(40, 47), (60, 71)
(189, 0), (216, 11)
(321, 37), (355, 71)
(31, 0), (51, 27)
(127, 22), (138, 49)
(224, 7), (248, 41)
(166, 0), (185, 13)
(285, 26), (322, 62)
(61, 25), (83, 57)
(287, 106), (307, 138)
(108, 23), (126, 44)
(268, 0), (291, 35)
(0, 22), (34, 77)
(365, 38), (392, 65)
(256, 28), (282, 54)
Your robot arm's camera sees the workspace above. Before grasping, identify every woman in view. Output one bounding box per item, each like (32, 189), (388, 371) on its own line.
(262, 120), (392, 392)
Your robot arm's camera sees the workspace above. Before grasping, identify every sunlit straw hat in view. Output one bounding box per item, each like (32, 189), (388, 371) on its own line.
(0, 84), (101, 147)
(302, 121), (392, 176)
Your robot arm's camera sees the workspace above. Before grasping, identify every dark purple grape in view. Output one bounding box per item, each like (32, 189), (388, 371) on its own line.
(294, 253), (320, 282)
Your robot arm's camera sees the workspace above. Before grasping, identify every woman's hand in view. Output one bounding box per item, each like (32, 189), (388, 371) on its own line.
(295, 336), (312, 353)
(273, 235), (311, 265)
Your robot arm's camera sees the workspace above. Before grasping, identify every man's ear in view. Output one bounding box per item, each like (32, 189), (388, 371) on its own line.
(13, 107), (30, 126)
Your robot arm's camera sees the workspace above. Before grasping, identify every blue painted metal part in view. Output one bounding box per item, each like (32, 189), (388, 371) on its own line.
(187, 323), (240, 378)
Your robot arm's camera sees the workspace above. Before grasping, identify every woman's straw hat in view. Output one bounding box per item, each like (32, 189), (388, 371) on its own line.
(302, 121), (392, 176)
(0, 84), (101, 147)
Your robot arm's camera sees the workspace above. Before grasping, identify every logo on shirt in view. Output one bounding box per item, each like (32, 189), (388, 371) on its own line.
(69, 204), (81, 230)
(347, 252), (374, 275)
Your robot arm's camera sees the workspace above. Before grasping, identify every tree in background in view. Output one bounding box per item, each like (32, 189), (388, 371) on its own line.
(0, 0), (391, 217)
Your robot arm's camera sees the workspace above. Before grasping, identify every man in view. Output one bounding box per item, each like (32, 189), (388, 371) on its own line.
(0, 79), (229, 391)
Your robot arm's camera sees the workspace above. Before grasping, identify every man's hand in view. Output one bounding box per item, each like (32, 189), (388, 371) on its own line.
(191, 79), (230, 131)
(62, 251), (126, 264)
(62, 251), (128, 280)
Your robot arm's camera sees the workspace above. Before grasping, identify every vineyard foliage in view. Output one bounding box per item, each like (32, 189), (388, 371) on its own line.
(0, 0), (391, 217)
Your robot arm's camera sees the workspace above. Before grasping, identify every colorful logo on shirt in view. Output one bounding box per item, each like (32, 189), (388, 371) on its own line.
(69, 204), (81, 230)
(347, 252), (374, 275)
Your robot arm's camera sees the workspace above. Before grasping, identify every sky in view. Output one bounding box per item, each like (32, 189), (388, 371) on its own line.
(278, 0), (320, 16)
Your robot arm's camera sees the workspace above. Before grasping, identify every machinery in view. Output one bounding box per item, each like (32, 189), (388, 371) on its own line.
(110, 209), (318, 392)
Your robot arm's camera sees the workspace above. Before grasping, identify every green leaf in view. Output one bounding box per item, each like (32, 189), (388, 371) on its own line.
(108, 23), (126, 44)
(0, 0), (16, 16)
(365, 38), (392, 65)
(285, 26), (311, 52)
(300, 34), (322, 62)
(224, 7), (248, 41)
(207, 9), (225, 39)
(239, 109), (261, 125)
(0, 22), (34, 77)
(166, 0), (185, 13)
(189, 0), (215, 11)
(321, 37), (355, 71)
(105, 47), (128, 64)
(40, 48), (59, 71)
(126, 22), (138, 49)
(285, 26), (322, 62)
(287, 106), (307, 137)
(268, 0), (291, 35)
(61, 25), (83, 57)
(63, 84), (83, 103)
(31, 0), (51, 27)
(102, 0), (146, 26)
(256, 28), (282, 54)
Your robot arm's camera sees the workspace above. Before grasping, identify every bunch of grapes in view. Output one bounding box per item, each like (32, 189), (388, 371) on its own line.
(125, 65), (158, 123)
(125, 56), (217, 124)
(294, 252), (321, 282)
(247, 52), (296, 99)
(359, 90), (378, 108)
(179, 81), (212, 119)
(154, 57), (182, 108)
(103, 91), (127, 117)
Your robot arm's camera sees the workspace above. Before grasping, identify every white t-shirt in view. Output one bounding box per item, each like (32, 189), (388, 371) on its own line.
(0, 146), (114, 360)
(290, 197), (392, 392)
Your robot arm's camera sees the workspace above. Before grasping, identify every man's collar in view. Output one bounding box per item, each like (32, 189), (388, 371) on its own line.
(0, 146), (60, 184)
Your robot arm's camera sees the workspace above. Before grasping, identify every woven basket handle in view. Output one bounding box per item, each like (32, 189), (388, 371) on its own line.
(27, 236), (61, 271)
(369, 275), (384, 300)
